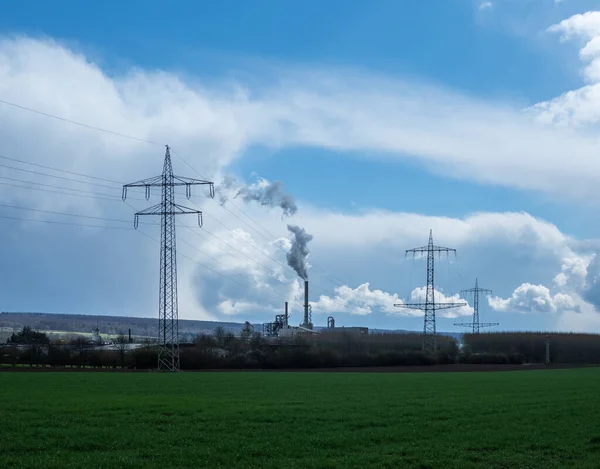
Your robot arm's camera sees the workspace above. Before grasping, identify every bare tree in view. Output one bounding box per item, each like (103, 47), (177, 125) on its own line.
(113, 334), (129, 369)
(70, 336), (89, 368)
(214, 326), (226, 348)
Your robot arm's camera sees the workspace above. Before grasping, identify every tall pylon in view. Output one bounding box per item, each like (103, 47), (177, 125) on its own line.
(123, 145), (214, 371)
(454, 278), (498, 334)
(395, 230), (466, 353)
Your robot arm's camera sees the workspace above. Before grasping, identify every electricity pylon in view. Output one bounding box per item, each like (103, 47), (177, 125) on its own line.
(395, 229), (466, 353)
(454, 278), (498, 334)
(123, 145), (214, 371)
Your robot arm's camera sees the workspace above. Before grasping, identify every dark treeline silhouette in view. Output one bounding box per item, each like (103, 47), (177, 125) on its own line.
(463, 332), (600, 364)
(2, 328), (462, 369)
(4, 327), (599, 369)
(181, 331), (461, 369)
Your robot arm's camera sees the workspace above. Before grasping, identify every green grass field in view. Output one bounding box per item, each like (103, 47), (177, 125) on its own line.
(1, 368), (599, 468)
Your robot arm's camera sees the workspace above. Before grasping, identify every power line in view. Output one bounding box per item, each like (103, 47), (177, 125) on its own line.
(122, 145), (215, 371)
(0, 98), (164, 146)
(181, 223), (285, 280)
(0, 154), (122, 185)
(0, 162), (123, 191)
(395, 230), (466, 353)
(0, 97), (350, 291)
(129, 208), (282, 294)
(0, 207), (286, 303)
(188, 200), (296, 275)
(192, 201), (345, 296)
(0, 155), (211, 200)
(0, 183), (311, 315)
(0, 211), (291, 306)
(0, 93), (348, 290)
(0, 177), (140, 202)
(0, 180), (293, 293)
(0, 202), (148, 225)
(0, 165), (296, 291)
(0, 213), (133, 230)
(0, 149), (345, 296)
(220, 201), (347, 286)
(0, 209), (348, 315)
(124, 201), (285, 302)
(217, 198), (347, 287)
(176, 232), (282, 303)
(136, 228), (281, 302)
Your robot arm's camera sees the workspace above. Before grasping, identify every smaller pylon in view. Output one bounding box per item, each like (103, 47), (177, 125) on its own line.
(454, 278), (498, 334)
(395, 230), (466, 353)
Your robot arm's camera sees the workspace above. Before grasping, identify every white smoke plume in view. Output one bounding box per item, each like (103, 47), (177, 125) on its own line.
(215, 176), (237, 206)
(286, 225), (313, 280)
(215, 175), (297, 216)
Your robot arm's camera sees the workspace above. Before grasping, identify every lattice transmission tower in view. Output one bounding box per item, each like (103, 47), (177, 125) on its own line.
(123, 145), (214, 371)
(454, 278), (498, 334)
(394, 229), (466, 353)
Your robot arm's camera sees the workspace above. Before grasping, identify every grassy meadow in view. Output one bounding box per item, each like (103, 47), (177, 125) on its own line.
(1, 368), (599, 468)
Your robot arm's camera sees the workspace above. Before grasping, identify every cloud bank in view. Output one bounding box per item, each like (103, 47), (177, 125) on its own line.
(1, 28), (600, 331)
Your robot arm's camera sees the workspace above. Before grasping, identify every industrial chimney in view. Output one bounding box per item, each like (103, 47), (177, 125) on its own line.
(302, 280), (312, 329)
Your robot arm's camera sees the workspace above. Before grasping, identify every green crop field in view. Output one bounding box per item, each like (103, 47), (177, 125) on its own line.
(1, 368), (599, 468)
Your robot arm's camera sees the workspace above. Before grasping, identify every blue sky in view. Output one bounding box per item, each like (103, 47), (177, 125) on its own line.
(2, 0), (600, 333)
(0, 0), (589, 232)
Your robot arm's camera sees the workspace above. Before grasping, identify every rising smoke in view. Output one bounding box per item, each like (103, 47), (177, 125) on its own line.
(215, 176), (237, 206)
(215, 176), (298, 216)
(286, 225), (313, 280)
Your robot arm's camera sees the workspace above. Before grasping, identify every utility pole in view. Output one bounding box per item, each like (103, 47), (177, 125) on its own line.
(394, 230), (466, 353)
(123, 145), (214, 371)
(454, 278), (498, 334)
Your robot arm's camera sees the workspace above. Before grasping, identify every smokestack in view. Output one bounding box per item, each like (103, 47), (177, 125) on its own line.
(128, 329), (132, 343)
(284, 301), (289, 326)
(303, 280), (312, 329)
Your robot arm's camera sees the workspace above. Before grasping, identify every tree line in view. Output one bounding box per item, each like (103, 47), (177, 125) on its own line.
(463, 332), (600, 364)
(3, 327), (599, 369)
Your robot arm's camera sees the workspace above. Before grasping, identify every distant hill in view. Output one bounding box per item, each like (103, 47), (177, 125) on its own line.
(0, 312), (463, 343)
(0, 312), (247, 342)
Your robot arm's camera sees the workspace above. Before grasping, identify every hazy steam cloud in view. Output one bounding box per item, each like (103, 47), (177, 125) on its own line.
(215, 176), (238, 206)
(215, 176), (298, 216)
(237, 179), (298, 216)
(286, 225), (313, 280)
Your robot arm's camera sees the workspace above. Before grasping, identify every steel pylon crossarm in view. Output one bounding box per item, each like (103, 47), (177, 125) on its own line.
(395, 230), (465, 353)
(454, 278), (497, 334)
(122, 145), (214, 372)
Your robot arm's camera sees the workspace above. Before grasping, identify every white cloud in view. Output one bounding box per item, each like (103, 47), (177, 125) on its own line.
(553, 254), (590, 288)
(404, 287), (474, 319)
(193, 205), (588, 326)
(548, 11), (600, 43)
(549, 11), (600, 82)
(531, 11), (600, 126)
(479, 2), (493, 10)
(488, 283), (580, 314)
(1, 35), (600, 331)
(217, 298), (278, 316)
(311, 282), (405, 316)
(4, 36), (600, 207)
